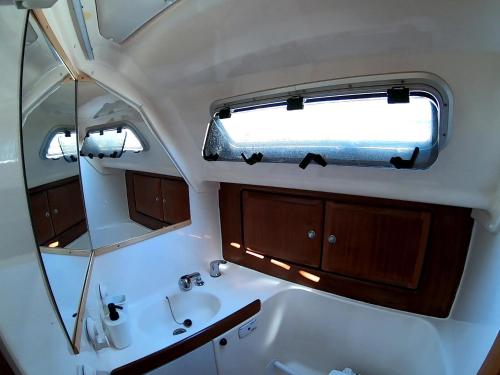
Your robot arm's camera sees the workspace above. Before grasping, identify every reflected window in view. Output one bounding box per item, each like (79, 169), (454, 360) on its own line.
(81, 124), (145, 159)
(44, 129), (78, 162)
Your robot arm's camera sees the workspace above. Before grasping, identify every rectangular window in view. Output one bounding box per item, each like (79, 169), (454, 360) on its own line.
(80, 124), (145, 159)
(202, 74), (450, 170)
(44, 129), (77, 162)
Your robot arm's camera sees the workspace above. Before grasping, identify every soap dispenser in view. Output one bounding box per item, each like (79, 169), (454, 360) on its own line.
(103, 303), (131, 349)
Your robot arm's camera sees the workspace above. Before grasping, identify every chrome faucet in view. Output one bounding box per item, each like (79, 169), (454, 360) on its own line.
(178, 272), (204, 291)
(209, 260), (227, 277)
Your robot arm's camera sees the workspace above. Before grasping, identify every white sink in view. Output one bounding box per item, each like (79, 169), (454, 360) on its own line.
(136, 291), (221, 335)
(168, 291), (221, 326)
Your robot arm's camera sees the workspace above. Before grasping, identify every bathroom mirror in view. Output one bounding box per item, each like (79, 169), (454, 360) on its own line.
(20, 13), (91, 348)
(77, 81), (191, 251)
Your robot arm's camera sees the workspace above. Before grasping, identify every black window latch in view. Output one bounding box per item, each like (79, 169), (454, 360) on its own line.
(390, 147), (420, 169)
(241, 152), (263, 165)
(299, 153), (327, 169)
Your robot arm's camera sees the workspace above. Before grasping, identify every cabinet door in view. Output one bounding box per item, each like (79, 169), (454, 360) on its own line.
(29, 190), (55, 245)
(47, 180), (85, 235)
(146, 342), (218, 375)
(322, 202), (431, 289)
(242, 191), (323, 267)
(133, 174), (163, 221)
(161, 178), (190, 224)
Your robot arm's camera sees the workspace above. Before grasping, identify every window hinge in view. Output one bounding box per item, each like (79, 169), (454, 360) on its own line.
(387, 87), (410, 104)
(218, 107), (231, 119)
(287, 96), (304, 111)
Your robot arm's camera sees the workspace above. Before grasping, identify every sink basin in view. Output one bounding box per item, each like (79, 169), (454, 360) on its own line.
(136, 291), (221, 335)
(168, 291), (221, 326)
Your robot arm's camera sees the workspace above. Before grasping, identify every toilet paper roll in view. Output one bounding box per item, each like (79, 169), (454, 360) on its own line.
(104, 311), (132, 349)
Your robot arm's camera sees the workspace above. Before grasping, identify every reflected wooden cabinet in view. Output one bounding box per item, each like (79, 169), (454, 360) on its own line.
(126, 171), (190, 230)
(30, 190), (55, 244)
(133, 174), (163, 221)
(28, 176), (86, 247)
(221, 183), (473, 317)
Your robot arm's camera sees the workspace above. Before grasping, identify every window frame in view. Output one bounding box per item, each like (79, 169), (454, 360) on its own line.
(203, 72), (452, 169)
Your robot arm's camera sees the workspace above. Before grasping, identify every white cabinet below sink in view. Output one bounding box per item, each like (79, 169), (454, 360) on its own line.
(146, 342), (218, 375)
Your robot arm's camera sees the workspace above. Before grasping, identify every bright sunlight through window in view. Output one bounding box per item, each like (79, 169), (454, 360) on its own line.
(45, 130), (77, 161)
(202, 78), (450, 170)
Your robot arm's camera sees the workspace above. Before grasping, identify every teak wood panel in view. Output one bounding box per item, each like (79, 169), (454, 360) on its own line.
(132, 174), (163, 221)
(29, 190), (55, 244)
(322, 202), (431, 289)
(162, 178), (190, 224)
(126, 171), (165, 230)
(220, 183), (473, 317)
(47, 179), (85, 235)
(28, 176), (86, 246)
(125, 171), (191, 230)
(242, 190), (323, 267)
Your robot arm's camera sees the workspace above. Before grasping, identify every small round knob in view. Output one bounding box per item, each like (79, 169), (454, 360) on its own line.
(328, 234), (337, 244)
(45, 211), (50, 218)
(155, 196), (160, 202)
(219, 338), (227, 346)
(53, 208), (59, 214)
(307, 230), (316, 239)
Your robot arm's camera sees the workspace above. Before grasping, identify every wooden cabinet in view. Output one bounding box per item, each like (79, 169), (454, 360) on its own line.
(30, 190), (55, 244)
(321, 202), (430, 289)
(220, 183), (473, 317)
(126, 171), (190, 230)
(133, 174), (163, 221)
(28, 176), (86, 246)
(242, 191), (323, 267)
(161, 179), (190, 224)
(47, 180), (86, 234)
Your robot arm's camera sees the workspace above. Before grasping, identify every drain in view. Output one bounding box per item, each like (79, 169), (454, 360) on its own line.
(173, 328), (186, 335)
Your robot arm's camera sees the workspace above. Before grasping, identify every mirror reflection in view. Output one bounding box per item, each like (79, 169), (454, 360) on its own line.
(77, 82), (190, 250)
(21, 14), (91, 341)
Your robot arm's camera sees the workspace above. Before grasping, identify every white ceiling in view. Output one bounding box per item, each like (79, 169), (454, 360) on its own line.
(45, 0), (500, 217)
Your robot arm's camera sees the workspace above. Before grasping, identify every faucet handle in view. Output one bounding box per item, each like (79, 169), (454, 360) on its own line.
(179, 272), (204, 291)
(210, 259), (227, 277)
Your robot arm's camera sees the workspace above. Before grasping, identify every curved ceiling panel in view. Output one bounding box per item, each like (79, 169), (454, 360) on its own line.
(95, 0), (179, 43)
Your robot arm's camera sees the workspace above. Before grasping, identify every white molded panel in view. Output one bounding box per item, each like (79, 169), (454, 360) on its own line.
(214, 289), (447, 375)
(146, 342), (217, 375)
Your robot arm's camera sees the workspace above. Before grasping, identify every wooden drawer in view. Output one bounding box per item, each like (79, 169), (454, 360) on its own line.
(321, 202), (431, 289)
(242, 190), (323, 267)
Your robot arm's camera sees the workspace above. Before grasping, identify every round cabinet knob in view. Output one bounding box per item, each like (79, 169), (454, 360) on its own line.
(155, 196), (160, 202)
(328, 234), (337, 245)
(45, 211), (50, 218)
(219, 338), (227, 346)
(307, 230), (316, 240)
(53, 208), (59, 214)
